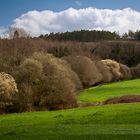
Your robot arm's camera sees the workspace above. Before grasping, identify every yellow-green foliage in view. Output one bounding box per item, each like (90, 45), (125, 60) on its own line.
(95, 61), (112, 83)
(101, 59), (121, 81)
(0, 72), (18, 112)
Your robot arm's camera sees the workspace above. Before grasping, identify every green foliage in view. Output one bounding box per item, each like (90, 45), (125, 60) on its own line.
(41, 30), (120, 42)
(122, 30), (140, 41)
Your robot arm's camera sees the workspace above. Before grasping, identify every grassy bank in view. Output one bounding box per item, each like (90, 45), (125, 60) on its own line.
(79, 79), (140, 103)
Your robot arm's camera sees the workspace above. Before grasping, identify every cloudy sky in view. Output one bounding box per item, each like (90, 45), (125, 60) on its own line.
(0, 0), (140, 36)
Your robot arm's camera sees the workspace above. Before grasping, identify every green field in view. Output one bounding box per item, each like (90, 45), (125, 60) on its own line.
(0, 104), (140, 140)
(79, 79), (140, 103)
(1, 79), (140, 140)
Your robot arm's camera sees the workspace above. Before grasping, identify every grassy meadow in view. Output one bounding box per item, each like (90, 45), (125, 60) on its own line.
(79, 79), (140, 103)
(0, 104), (140, 140)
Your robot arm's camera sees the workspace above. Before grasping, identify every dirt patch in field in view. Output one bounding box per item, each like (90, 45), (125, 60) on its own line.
(78, 102), (103, 108)
(104, 95), (140, 105)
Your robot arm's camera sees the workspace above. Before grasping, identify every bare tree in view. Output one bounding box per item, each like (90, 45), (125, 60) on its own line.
(5, 27), (30, 39)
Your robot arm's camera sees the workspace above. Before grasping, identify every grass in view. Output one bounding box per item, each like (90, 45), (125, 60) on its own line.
(1, 103), (140, 139)
(79, 79), (140, 103)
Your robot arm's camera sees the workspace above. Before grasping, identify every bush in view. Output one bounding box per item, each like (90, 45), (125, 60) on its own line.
(131, 63), (140, 78)
(15, 58), (44, 111)
(32, 53), (79, 110)
(64, 55), (102, 87)
(31, 52), (82, 90)
(101, 59), (121, 81)
(16, 52), (79, 110)
(119, 64), (132, 80)
(95, 61), (112, 83)
(16, 84), (34, 112)
(16, 58), (43, 84)
(0, 72), (18, 113)
(60, 60), (83, 91)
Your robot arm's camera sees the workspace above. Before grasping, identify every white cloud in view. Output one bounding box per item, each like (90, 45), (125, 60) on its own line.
(12, 7), (140, 36)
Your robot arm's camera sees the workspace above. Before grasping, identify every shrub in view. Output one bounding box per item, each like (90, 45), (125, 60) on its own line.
(32, 52), (82, 91)
(60, 60), (83, 91)
(131, 63), (140, 78)
(101, 59), (121, 81)
(16, 58), (43, 84)
(0, 72), (18, 113)
(15, 58), (44, 111)
(16, 52), (79, 110)
(16, 84), (34, 112)
(32, 53), (79, 110)
(64, 55), (102, 87)
(40, 69), (77, 110)
(119, 64), (132, 80)
(95, 61), (112, 83)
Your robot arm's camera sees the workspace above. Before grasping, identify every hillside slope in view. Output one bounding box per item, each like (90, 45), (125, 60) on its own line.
(79, 79), (140, 103)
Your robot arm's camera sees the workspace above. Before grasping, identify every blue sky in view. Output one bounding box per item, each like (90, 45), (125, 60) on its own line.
(0, 0), (140, 26)
(1, 0), (140, 36)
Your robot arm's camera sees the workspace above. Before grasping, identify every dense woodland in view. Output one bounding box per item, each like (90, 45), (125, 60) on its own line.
(0, 29), (140, 114)
(39, 30), (140, 42)
(39, 30), (120, 41)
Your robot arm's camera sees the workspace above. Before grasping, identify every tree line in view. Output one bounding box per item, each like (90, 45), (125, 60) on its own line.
(122, 30), (140, 40)
(39, 30), (140, 42)
(2, 27), (140, 41)
(39, 30), (120, 42)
